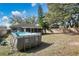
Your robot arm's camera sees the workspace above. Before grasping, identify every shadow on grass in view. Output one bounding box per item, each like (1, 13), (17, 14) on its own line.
(67, 33), (79, 35)
(19, 42), (53, 53)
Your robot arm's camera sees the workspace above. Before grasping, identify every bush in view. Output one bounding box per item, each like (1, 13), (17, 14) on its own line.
(0, 38), (8, 46)
(0, 40), (8, 46)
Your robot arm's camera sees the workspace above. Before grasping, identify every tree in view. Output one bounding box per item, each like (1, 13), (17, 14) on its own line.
(30, 15), (36, 24)
(38, 4), (50, 34)
(24, 16), (35, 24)
(46, 3), (79, 28)
(38, 4), (44, 27)
(11, 15), (23, 25)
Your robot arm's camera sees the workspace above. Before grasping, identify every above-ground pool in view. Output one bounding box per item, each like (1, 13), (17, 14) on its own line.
(11, 32), (42, 51)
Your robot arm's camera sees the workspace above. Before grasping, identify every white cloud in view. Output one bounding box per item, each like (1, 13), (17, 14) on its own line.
(22, 10), (27, 17)
(2, 16), (9, 22)
(11, 10), (28, 21)
(1, 16), (11, 29)
(22, 10), (27, 19)
(32, 3), (36, 7)
(11, 11), (22, 17)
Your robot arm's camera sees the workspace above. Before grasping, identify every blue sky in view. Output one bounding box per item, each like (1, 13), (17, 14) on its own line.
(0, 3), (48, 24)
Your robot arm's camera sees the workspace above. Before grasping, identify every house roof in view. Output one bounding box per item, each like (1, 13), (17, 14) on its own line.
(10, 23), (42, 29)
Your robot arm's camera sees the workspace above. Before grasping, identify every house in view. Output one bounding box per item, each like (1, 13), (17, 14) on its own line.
(10, 23), (42, 33)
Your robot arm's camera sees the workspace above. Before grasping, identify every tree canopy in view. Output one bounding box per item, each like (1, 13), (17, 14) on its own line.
(45, 3), (79, 25)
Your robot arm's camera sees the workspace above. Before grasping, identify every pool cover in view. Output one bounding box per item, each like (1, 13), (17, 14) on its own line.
(12, 32), (41, 37)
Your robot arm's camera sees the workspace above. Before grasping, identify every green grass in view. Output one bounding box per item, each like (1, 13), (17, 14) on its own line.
(0, 46), (10, 56)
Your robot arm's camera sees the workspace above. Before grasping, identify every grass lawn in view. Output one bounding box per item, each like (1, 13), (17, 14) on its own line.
(0, 32), (79, 56)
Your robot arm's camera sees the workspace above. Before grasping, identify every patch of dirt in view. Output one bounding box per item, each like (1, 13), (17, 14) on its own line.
(68, 41), (79, 46)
